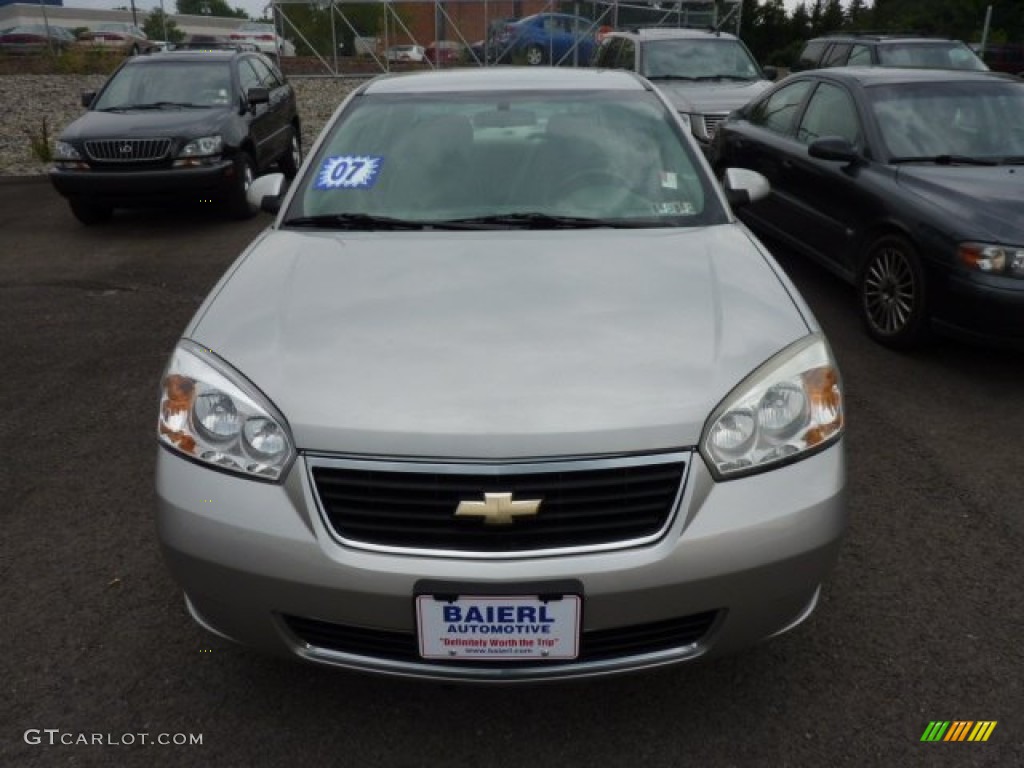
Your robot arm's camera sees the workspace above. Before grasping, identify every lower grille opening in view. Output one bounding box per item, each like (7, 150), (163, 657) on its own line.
(283, 611), (717, 666)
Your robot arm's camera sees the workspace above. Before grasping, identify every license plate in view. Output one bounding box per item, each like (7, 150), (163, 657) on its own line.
(416, 594), (580, 660)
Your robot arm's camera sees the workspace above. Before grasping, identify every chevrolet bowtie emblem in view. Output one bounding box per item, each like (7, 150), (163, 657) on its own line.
(455, 492), (542, 525)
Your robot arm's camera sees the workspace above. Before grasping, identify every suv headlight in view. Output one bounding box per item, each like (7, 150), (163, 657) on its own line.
(959, 242), (1024, 278)
(177, 135), (223, 158)
(158, 340), (295, 482)
(700, 334), (844, 480)
(54, 140), (82, 160)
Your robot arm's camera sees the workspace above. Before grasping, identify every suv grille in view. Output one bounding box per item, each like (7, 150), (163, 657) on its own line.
(283, 611), (718, 665)
(309, 454), (688, 554)
(699, 113), (728, 142)
(84, 138), (172, 163)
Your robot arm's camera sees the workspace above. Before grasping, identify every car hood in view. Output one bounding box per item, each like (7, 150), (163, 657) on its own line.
(653, 79), (773, 114)
(188, 226), (810, 459)
(896, 165), (1024, 243)
(59, 108), (230, 142)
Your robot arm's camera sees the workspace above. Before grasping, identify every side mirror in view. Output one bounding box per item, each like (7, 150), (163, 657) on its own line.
(246, 86), (270, 107)
(247, 172), (286, 214)
(81, 91), (96, 108)
(721, 168), (770, 208)
(808, 137), (860, 164)
(761, 65), (778, 81)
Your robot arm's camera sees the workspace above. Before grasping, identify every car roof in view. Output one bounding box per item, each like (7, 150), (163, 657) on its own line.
(363, 67), (648, 94)
(126, 49), (242, 63)
(794, 66), (1018, 87)
(611, 28), (738, 42)
(810, 34), (964, 44)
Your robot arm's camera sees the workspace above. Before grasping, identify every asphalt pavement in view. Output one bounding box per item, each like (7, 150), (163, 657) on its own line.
(1, 177), (1021, 768)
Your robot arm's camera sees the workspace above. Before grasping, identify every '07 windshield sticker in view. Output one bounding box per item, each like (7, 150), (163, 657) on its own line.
(315, 155), (383, 190)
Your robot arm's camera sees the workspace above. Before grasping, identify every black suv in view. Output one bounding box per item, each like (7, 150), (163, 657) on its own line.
(793, 34), (988, 72)
(50, 49), (301, 224)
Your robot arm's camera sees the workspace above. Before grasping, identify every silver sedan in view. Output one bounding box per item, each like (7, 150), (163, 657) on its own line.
(155, 67), (847, 683)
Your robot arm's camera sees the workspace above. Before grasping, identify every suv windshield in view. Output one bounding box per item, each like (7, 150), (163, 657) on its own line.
(642, 39), (761, 80)
(93, 61), (234, 110)
(288, 90), (725, 229)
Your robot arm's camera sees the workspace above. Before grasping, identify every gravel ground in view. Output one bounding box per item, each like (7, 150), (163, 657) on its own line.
(0, 74), (359, 176)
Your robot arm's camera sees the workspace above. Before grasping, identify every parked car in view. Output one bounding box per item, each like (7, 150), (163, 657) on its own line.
(49, 49), (302, 224)
(499, 13), (596, 66)
(154, 67), (847, 683)
(977, 42), (1024, 77)
(0, 24), (75, 54)
(230, 21), (295, 58)
(386, 44), (425, 63)
(424, 40), (465, 65)
(76, 22), (159, 56)
(595, 28), (776, 155)
(711, 67), (1024, 349)
(793, 34), (987, 72)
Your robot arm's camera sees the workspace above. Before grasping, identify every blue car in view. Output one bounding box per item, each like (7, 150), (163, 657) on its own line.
(499, 13), (596, 66)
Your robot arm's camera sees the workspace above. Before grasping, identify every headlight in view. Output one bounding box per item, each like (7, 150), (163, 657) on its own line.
(54, 141), (82, 160)
(177, 135), (223, 158)
(959, 242), (1024, 278)
(157, 340), (295, 481)
(701, 334), (843, 480)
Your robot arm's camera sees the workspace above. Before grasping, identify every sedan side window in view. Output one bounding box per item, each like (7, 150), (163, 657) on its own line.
(748, 80), (813, 135)
(796, 82), (861, 146)
(238, 59), (263, 95)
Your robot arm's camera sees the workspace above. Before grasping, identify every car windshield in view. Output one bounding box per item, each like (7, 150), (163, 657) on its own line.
(287, 89), (724, 228)
(92, 61), (234, 110)
(870, 79), (1024, 161)
(642, 39), (762, 80)
(877, 42), (987, 70)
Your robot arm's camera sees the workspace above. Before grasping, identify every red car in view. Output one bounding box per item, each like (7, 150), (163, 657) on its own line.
(425, 40), (465, 65)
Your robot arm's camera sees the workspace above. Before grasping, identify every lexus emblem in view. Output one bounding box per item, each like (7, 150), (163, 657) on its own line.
(455, 492), (541, 526)
(119, 143), (133, 155)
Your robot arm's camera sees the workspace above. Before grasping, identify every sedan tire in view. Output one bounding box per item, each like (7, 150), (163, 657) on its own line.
(858, 234), (929, 349)
(525, 44), (545, 66)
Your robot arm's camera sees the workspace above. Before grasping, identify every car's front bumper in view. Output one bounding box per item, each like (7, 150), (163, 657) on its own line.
(156, 442), (847, 683)
(49, 161), (237, 206)
(934, 270), (1024, 349)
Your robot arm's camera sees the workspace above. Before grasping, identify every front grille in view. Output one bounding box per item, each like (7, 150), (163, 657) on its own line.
(310, 455), (687, 553)
(84, 138), (172, 163)
(283, 611), (718, 666)
(700, 113), (728, 141)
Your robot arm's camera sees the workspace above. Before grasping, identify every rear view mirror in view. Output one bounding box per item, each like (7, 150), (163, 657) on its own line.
(248, 172), (286, 214)
(246, 87), (270, 107)
(81, 91), (96, 108)
(721, 168), (770, 208)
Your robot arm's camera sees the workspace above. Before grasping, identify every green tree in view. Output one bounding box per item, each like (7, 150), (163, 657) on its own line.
(845, 0), (869, 31)
(144, 8), (185, 43)
(820, 0), (844, 33)
(176, 0), (248, 20)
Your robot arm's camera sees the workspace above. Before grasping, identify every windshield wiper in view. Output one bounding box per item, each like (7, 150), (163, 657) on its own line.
(432, 213), (625, 230)
(889, 154), (998, 166)
(646, 74), (699, 81)
(282, 213), (429, 230)
(100, 101), (206, 111)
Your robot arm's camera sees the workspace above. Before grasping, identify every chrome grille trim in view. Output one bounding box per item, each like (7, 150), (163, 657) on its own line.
(305, 451), (691, 559)
(84, 138), (172, 163)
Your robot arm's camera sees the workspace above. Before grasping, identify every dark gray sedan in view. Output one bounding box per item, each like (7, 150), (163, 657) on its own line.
(711, 67), (1024, 349)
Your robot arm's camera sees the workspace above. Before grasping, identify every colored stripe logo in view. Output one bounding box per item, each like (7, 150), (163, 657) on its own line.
(921, 721), (997, 742)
